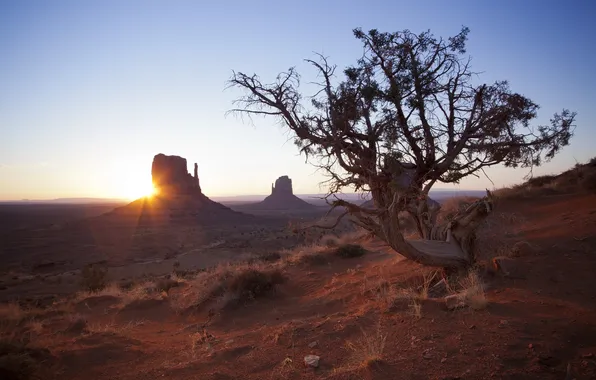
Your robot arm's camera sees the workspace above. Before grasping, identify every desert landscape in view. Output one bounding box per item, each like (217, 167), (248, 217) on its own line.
(1, 155), (595, 380)
(2, 3), (595, 380)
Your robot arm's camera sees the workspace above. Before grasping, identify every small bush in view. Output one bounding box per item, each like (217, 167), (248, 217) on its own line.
(334, 244), (367, 258)
(80, 263), (108, 293)
(526, 175), (557, 187)
(155, 278), (180, 293)
(118, 279), (135, 291)
(227, 269), (285, 301)
(177, 265), (286, 311)
(580, 170), (596, 193)
(255, 252), (282, 263)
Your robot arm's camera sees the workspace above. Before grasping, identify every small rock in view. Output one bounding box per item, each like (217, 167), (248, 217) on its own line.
(308, 341), (318, 348)
(423, 350), (433, 359)
(225, 339), (234, 345)
(304, 355), (320, 368)
(441, 357), (447, 363)
(528, 343), (533, 349)
(499, 320), (509, 327)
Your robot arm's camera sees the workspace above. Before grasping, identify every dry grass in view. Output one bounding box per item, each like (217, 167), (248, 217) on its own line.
(457, 270), (488, 310)
(345, 324), (387, 368)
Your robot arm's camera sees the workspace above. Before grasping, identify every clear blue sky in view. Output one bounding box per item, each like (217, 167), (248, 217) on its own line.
(1, 0), (594, 200)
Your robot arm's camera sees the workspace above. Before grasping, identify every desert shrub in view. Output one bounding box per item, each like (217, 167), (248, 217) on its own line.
(526, 174), (557, 187)
(176, 264), (286, 311)
(155, 278), (180, 293)
(80, 263), (108, 293)
(227, 268), (285, 301)
(334, 244), (367, 258)
(320, 234), (339, 247)
(173, 269), (196, 280)
(118, 279), (135, 291)
(294, 251), (329, 265)
(580, 170), (596, 193)
(588, 157), (596, 166)
(255, 252), (282, 263)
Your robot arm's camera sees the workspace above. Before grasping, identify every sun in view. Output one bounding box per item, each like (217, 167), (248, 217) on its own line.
(122, 182), (157, 200)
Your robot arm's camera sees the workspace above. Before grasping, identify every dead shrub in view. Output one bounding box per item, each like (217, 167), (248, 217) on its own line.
(80, 263), (108, 293)
(334, 244), (367, 258)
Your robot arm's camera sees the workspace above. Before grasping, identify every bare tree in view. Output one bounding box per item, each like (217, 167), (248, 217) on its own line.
(227, 27), (576, 269)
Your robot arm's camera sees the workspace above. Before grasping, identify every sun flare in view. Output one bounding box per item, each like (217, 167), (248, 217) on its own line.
(122, 182), (157, 200)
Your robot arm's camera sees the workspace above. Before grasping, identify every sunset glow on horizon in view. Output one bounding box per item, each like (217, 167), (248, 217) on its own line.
(1, 1), (595, 201)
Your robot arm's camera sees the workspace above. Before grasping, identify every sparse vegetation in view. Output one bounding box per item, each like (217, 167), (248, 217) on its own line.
(174, 263), (286, 310)
(334, 244), (367, 258)
(80, 263), (108, 293)
(494, 158), (596, 199)
(346, 325), (387, 368)
(458, 270), (488, 310)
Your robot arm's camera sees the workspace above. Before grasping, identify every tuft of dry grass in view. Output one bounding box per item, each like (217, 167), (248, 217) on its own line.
(457, 270), (488, 310)
(345, 324), (387, 368)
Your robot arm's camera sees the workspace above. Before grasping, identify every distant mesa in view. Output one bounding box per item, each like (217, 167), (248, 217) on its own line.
(250, 175), (316, 210)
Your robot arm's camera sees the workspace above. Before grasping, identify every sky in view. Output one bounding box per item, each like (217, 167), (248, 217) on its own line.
(1, 0), (595, 200)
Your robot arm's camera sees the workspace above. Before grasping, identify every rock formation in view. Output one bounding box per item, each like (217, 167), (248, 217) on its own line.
(113, 153), (254, 224)
(251, 175), (316, 210)
(151, 154), (201, 196)
(271, 175), (293, 196)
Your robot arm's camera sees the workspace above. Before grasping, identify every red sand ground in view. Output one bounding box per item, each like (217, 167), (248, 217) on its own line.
(14, 193), (596, 379)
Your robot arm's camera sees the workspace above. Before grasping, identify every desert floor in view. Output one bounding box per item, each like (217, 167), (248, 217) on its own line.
(1, 187), (596, 379)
